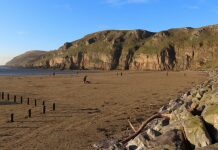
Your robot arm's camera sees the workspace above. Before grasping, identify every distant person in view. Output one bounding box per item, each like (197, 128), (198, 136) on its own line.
(83, 75), (87, 84)
(53, 72), (56, 76)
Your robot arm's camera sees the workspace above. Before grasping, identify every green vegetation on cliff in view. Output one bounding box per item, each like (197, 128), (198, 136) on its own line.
(6, 24), (218, 70)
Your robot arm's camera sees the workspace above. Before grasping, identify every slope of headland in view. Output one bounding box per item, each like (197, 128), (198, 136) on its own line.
(6, 24), (218, 70)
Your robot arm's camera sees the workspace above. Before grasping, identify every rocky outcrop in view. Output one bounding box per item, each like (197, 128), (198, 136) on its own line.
(6, 24), (218, 70)
(93, 71), (218, 150)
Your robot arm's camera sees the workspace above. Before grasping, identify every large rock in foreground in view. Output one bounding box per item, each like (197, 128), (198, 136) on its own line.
(202, 104), (218, 142)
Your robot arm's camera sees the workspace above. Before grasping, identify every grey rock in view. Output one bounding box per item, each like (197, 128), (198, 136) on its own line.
(126, 134), (147, 150)
(196, 93), (202, 99)
(146, 129), (161, 140)
(202, 104), (218, 142)
(195, 143), (218, 150)
(148, 129), (186, 150)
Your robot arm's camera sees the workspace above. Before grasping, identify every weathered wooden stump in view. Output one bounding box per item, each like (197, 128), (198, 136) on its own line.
(11, 113), (14, 122)
(43, 106), (46, 114)
(1, 92), (4, 100)
(27, 98), (30, 105)
(28, 109), (31, 118)
(35, 99), (37, 107)
(53, 103), (56, 111)
(20, 96), (23, 104)
(14, 95), (16, 103)
(7, 93), (9, 101)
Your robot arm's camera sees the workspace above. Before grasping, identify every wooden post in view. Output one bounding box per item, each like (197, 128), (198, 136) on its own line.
(7, 93), (9, 101)
(2, 92), (4, 100)
(28, 109), (31, 118)
(11, 113), (14, 122)
(42, 101), (45, 106)
(43, 106), (46, 114)
(14, 95), (16, 103)
(20, 96), (23, 104)
(27, 98), (30, 105)
(34, 99), (37, 107)
(53, 103), (56, 111)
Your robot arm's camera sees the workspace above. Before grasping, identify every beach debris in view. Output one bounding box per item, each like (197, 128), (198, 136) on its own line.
(93, 71), (218, 150)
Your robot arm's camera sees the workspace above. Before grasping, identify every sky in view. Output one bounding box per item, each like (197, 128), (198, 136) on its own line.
(0, 0), (218, 65)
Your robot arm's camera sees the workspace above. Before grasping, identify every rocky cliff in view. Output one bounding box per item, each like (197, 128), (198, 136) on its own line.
(7, 24), (218, 70)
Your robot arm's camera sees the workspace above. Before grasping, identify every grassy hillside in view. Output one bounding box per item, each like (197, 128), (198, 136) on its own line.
(6, 24), (218, 70)
(6, 50), (47, 67)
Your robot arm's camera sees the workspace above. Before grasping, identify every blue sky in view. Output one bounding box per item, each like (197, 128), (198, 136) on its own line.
(0, 0), (218, 65)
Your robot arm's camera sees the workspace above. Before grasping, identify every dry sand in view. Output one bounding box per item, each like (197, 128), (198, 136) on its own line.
(0, 71), (207, 150)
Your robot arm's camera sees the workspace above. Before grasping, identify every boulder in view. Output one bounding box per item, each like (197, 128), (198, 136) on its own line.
(210, 92), (218, 103)
(167, 98), (184, 112)
(146, 129), (161, 140)
(182, 116), (212, 148)
(202, 104), (218, 142)
(195, 143), (218, 150)
(196, 93), (202, 99)
(126, 134), (147, 150)
(148, 129), (186, 150)
(169, 107), (212, 148)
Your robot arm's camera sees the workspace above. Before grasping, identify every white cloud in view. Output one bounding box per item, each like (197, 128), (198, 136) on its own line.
(106, 0), (150, 5)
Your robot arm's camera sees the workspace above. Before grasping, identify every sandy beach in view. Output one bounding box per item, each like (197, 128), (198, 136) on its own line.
(0, 71), (207, 150)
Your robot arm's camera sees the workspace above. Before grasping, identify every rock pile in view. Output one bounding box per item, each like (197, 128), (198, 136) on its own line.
(94, 71), (218, 150)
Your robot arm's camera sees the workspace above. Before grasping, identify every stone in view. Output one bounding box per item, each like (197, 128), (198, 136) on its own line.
(93, 139), (124, 150)
(126, 134), (147, 150)
(167, 98), (184, 112)
(148, 129), (186, 150)
(191, 89), (198, 97)
(169, 107), (212, 148)
(212, 83), (218, 91)
(202, 104), (218, 142)
(195, 143), (218, 150)
(146, 129), (161, 140)
(199, 87), (208, 96)
(182, 116), (212, 148)
(199, 92), (212, 105)
(196, 93), (202, 99)
(210, 92), (218, 103)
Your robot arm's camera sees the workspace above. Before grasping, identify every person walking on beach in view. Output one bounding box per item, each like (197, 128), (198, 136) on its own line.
(83, 75), (87, 84)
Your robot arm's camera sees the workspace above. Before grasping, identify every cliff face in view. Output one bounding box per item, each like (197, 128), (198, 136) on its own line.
(7, 24), (218, 70)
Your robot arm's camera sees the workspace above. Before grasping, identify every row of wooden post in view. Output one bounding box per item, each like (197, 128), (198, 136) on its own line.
(0, 92), (48, 106)
(10, 103), (56, 122)
(0, 92), (56, 122)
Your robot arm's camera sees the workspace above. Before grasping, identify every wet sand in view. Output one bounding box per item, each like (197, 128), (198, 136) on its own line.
(0, 71), (207, 150)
